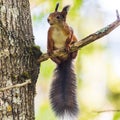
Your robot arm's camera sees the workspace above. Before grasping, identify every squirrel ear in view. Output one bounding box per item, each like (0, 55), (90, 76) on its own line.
(61, 5), (70, 15)
(55, 3), (59, 12)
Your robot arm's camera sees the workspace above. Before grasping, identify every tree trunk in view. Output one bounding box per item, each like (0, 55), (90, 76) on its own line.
(0, 0), (40, 120)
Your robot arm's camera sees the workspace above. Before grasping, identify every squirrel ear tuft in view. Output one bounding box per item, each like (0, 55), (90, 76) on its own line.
(62, 5), (70, 15)
(55, 3), (59, 12)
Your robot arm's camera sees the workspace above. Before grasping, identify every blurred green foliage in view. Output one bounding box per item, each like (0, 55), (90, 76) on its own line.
(31, 0), (83, 22)
(113, 113), (120, 120)
(36, 103), (56, 120)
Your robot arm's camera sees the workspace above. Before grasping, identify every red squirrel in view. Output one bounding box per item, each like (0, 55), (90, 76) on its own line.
(47, 3), (79, 120)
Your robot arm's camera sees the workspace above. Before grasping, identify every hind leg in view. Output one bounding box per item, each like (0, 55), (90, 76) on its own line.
(50, 57), (62, 64)
(71, 51), (78, 59)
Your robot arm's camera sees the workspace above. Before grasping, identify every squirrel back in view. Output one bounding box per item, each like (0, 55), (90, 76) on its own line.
(47, 3), (79, 119)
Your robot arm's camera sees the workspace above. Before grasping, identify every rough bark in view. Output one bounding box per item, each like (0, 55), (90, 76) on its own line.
(0, 0), (40, 120)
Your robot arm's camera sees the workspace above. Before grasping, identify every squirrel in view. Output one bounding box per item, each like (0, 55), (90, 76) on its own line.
(47, 3), (79, 120)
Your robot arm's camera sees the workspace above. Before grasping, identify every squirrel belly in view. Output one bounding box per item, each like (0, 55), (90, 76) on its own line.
(52, 27), (68, 49)
(50, 58), (79, 120)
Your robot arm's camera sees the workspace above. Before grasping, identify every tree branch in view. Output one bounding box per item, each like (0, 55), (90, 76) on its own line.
(38, 10), (120, 63)
(94, 109), (120, 114)
(0, 79), (31, 92)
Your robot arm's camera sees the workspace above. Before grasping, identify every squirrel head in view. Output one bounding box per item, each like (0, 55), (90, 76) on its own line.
(47, 3), (70, 26)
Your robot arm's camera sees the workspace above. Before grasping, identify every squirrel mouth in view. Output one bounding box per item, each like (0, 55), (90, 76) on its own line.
(47, 19), (54, 25)
(49, 22), (54, 25)
(48, 22), (53, 25)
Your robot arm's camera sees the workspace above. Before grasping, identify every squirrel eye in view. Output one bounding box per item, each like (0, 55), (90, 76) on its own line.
(56, 15), (60, 19)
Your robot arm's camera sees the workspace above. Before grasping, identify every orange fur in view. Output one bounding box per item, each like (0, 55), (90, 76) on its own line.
(47, 4), (78, 63)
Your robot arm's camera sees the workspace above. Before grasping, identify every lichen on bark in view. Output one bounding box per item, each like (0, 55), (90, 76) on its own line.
(0, 0), (40, 120)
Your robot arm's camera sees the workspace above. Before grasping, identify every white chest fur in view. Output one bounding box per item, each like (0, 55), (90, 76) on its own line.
(52, 28), (68, 49)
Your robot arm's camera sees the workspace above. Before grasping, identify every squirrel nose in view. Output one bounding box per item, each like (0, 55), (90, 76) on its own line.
(47, 18), (50, 23)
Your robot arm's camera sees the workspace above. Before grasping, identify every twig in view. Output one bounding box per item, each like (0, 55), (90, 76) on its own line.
(94, 109), (120, 114)
(0, 79), (31, 92)
(38, 10), (120, 63)
(116, 9), (120, 19)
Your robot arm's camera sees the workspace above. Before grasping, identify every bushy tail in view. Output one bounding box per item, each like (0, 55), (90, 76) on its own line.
(50, 58), (79, 120)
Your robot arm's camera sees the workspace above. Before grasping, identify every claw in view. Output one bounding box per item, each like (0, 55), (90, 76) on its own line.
(65, 45), (70, 53)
